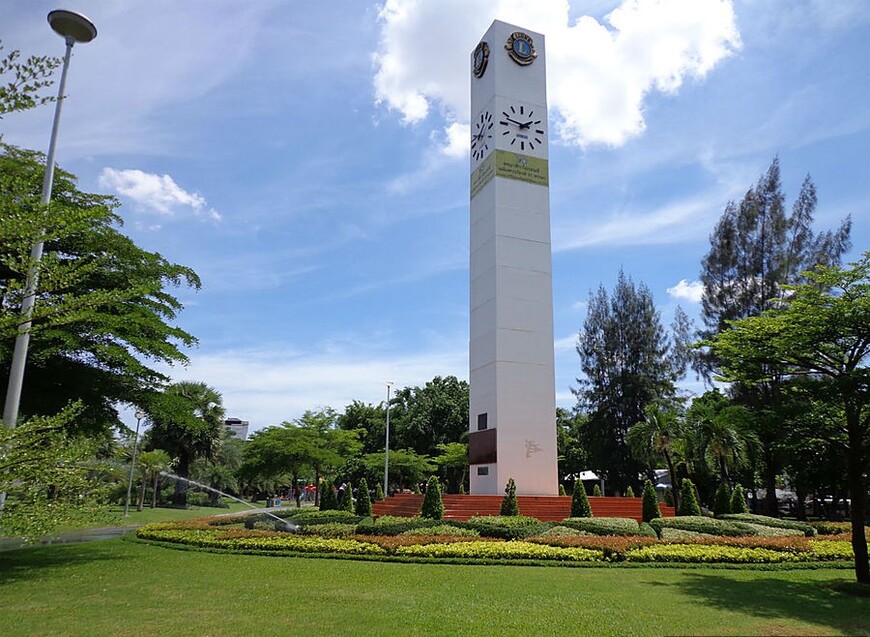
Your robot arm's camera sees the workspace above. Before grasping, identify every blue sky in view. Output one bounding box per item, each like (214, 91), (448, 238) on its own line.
(4, 1), (869, 432)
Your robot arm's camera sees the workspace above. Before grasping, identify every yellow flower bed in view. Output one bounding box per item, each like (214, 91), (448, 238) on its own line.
(395, 540), (602, 561)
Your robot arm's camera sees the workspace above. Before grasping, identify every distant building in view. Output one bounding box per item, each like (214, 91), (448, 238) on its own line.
(224, 417), (249, 441)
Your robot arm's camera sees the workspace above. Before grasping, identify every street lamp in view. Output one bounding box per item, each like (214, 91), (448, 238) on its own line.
(2, 10), (97, 428)
(124, 410), (146, 517)
(383, 381), (393, 498)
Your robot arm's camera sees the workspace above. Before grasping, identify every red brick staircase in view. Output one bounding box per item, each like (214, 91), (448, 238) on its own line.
(371, 493), (675, 523)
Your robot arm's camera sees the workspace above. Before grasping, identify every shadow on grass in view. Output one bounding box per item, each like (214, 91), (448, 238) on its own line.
(668, 571), (870, 636)
(0, 542), (125, 587)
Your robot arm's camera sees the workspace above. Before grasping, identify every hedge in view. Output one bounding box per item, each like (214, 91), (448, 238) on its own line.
(355, 515), (443, 536)
(395, 540), (602, 562)
(400, 525), (480, 537)
(720, 513), (816, 537)
(561, 517), (641, 536)
(650, 516), (757, 537)
(626, 541), (853, 564)
(452, 516), (548, 539)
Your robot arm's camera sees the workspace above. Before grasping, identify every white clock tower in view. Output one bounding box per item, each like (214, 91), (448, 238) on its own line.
(468, 20), (558, 496)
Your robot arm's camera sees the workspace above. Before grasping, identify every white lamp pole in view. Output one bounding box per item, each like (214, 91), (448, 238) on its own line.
(123, 410), (146, 517)
(383, 381), (393, 498)
(2, 10), (97, 428)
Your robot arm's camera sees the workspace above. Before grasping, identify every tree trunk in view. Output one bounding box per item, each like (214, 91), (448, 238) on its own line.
(663, 450), (680, 511)
(137, 476), (146, 512)
(314, 467), (321, 507)
(795, 485), (807, 521)
(846, 406), (869, 584)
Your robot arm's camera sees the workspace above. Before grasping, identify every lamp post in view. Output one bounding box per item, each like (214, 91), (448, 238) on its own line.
(383, 381), (393, 498)
(123, 410), (146, 517)
(2, 10), (97, 428)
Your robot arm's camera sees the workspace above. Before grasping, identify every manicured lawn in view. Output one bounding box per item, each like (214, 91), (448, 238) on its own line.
(99, 500), (270, 527)
(0, 539), (867, 636)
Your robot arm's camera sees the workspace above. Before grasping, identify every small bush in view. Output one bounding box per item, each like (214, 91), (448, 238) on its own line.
(500, 478), (520, 516)
(713, 483), (732, 517)
(355, 478), (373, 517)
(296, 523), (357, 538)
(592, 484), (602, 497)
(538, 525), (586, 537)
(638, 522), (658, 538)
(810, 521), (854, 536)
(642, 479), (661, 523)
(626, 486), (635, 498)
(730, 484), (749, 514)
(356, 515), (443, 536)
(394, 540), (601, 562)
(649, 516), (757, 537)
(721, 513), (816, 537)
(420, 476), (444, 520)
(458, 484), (465, 495)
(455, 516), (548, 539)
(374, 482), (384, 501)
(659, 527), (714, 540)
(561, 517), (641, 536)
(319, 486), (337, 511)
(285, 509), (362, 525)
(400, 525), (479, 537)
(678, 479), (701, 516)
(571, 479), (592, 518)
(558, 483), (566, 497)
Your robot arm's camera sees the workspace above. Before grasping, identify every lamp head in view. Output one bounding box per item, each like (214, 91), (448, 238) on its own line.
(48, 9), (97, 43)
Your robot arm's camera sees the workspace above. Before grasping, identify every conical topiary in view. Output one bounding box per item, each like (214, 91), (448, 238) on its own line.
(571, 479), (592, 518)
(355, 478), (373, 517)
(374, 482), (385, 501)
(338, 482), (354, 512)
(664, 487), (675, 507)
(678, 478), (701, 516)
(412, 482), (421, 494)
(593, 484), (602, 497)
(420, 475), (444, 519)
(713, 482), (732, 517)
(626, 486), (635, 498)
(731, 483), (749, 513)
(642, 479), (661, 523)
(458, 483), (465, 495)
(500, 478), (520, 516)
(559, 483), (567, 496)
(319, 483), (337, 510)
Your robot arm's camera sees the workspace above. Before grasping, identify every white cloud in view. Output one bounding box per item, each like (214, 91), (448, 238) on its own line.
(667, 279), (704, 303)
(554, 334), (578, 352)
(98, 168), (219, 220)
(373, 0), (740, 150)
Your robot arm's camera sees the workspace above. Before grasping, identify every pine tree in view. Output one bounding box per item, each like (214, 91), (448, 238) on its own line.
(592, 484), (602, 497)
(319, 483), (336, 511)
(338, 482), (353, 512)
(571, 479), (592, 518)
(626, 486), (635, 498)
(500, 478), (520, 516)
(374, 482), (384, 501)
(730, 483), (749, 514)
(642, 479), (661, 522)
(713, 482), (732, 517)
(355, 478), (372, 517)
(678, 478), (701, 516)
(420, 475), (444, 519)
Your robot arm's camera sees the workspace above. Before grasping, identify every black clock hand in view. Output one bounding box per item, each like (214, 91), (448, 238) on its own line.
(502, 116), (525, 127)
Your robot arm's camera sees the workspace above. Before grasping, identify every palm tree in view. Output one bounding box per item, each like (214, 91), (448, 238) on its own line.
(627, 404), (682, 509)
(147, 381), (226, 507)
(686, 394), (758, 485)
(136, 449), (171, 510)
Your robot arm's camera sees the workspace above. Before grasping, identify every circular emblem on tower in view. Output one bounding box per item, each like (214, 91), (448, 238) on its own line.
(505, 31), (536, 66)
(472, 41), (490, 78)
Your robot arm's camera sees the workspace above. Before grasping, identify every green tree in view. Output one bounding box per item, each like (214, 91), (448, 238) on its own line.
(500, 478), (519, 516)
(699, 157), (851, 513)
(355, 477), (372, 517)
(147, 382), (225, 507)
(625, 486), (635, 498)
(433, 442), (467, 494)
(136, 449), (171, 510)
(730, 484), (749, 514)
(420, 475), (444, 520)
(319, 482), (337, 511)
(0, 145), (200, 433)
(627, 404), (682, 509)
(592, 484), (602, 497)
(0, 41), (60, 120)
(641, 479), (661, 523)
(556, 408), (588, 486)
(374, 482), (384, 501)
(713, 482), (732, 517)
(708, 253), (870, 583)
(337, 400), (385, 455)
(678, 478), (701, 516)
(362, 448), (434, 491)
(338, 481), (353, 512)
(570, 479), (592, 518)
(575, 270), (686, 493)
(390, 376), (469, 456)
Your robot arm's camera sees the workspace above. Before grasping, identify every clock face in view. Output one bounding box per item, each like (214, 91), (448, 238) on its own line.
(498, 102), (545, 153)
(471, 109), (494, 162)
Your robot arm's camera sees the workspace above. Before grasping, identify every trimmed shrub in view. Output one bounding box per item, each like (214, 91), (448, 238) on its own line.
(400, 524), (479, 538)
(538, 525), (586, 537)
(721, 513), (816, 537)
(638, 522), (658, 538)
(571, 479), (592, 518)
(713, 483), (732, 517)
(664, 487), (675, 507)
(561, 517), (641, 536)
(296, 523), (357, 538)
(459, 484), (465, 495)
(338, 483), (354, 512)
(500, 478), (520, 516)
(394, 540), (601, 562)
(558, 483), (567, 496)
(374, 482), (384, 501)
(592, 484), (602, 497)
(810, 521), (854, 536)
(412, 482), (421, 495)
(659, 527), (715, 540)
(355, 478), (373, 517)
(649, 516), (758, 537)
(420, 476), (444, 520)
(625, 486), (635, 498)
(319, 486), (337, 511)
(285, 509), (362, 525)
(355, 515), (444, 536)
(455, 515), (548, 539)
(678, 479), (701, 516)
(642, 479), (661, 523)
(730, 484), (749, 513)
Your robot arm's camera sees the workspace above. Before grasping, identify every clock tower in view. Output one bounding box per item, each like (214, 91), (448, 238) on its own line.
(468, 20), (558, 495)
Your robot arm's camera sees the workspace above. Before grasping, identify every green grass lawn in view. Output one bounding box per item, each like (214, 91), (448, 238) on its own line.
(99, 500), (269, 527)
(0, 539), (867, 636)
